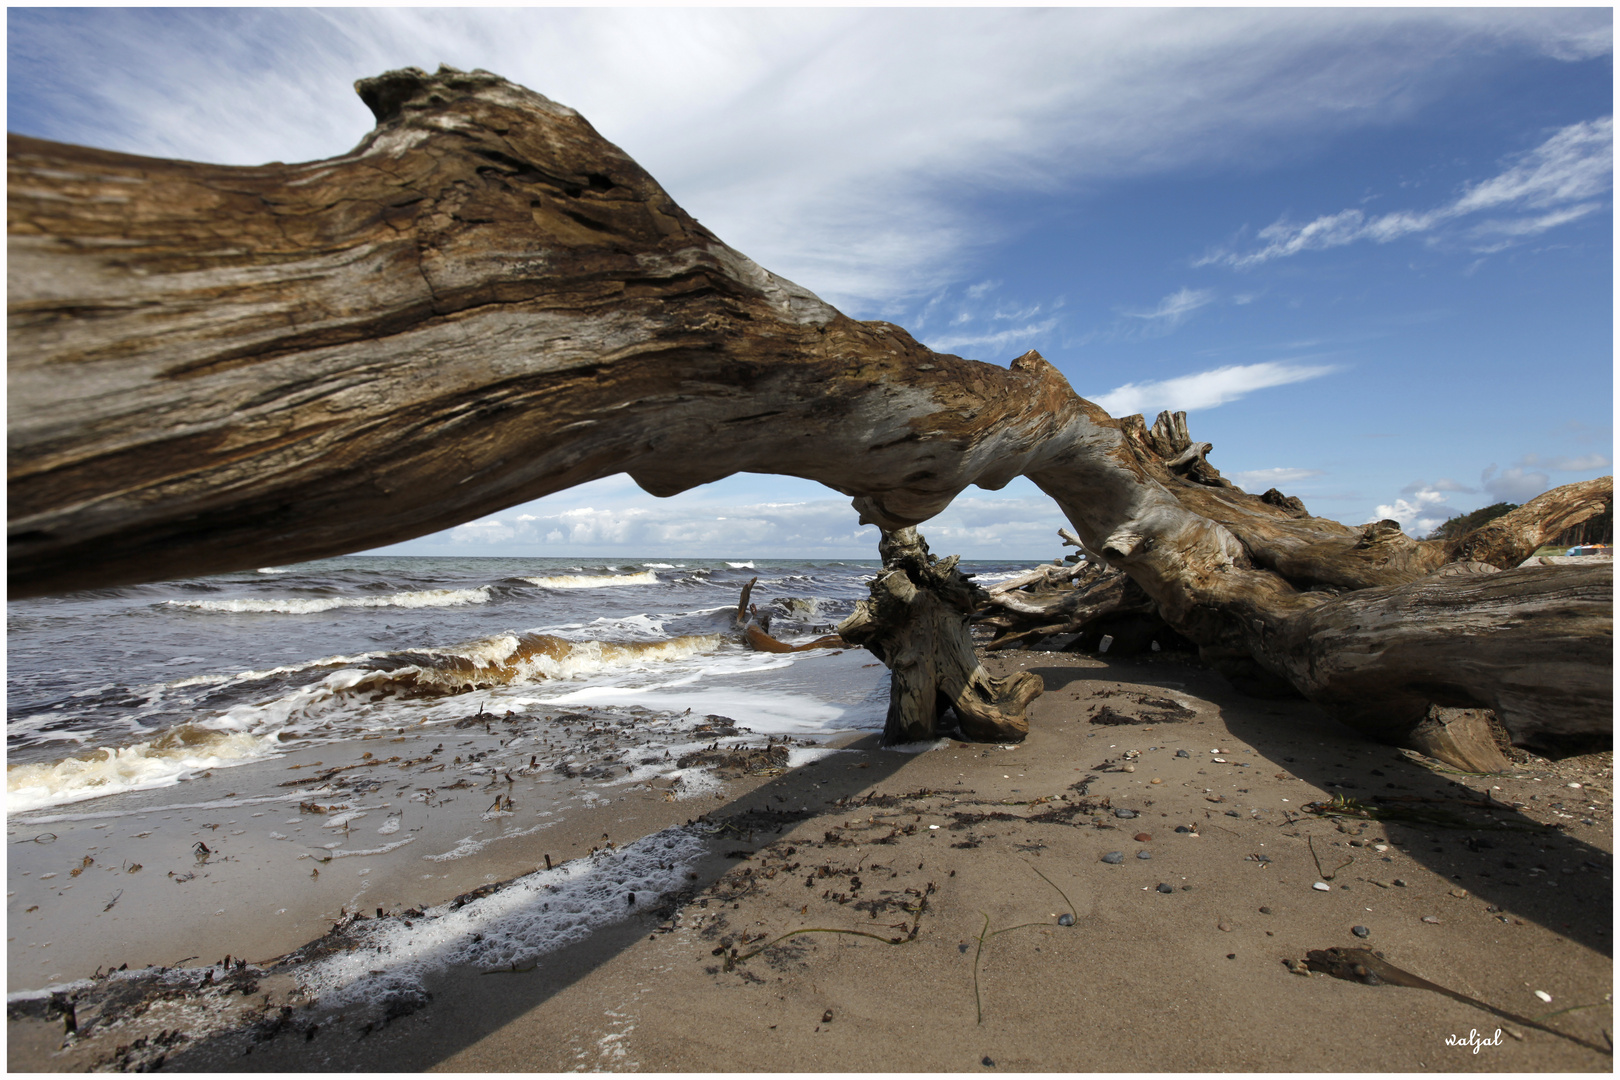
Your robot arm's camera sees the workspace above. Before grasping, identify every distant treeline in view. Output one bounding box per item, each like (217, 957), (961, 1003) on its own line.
(1427, 500), (1612, 546)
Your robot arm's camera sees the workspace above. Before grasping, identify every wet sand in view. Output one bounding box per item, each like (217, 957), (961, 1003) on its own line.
(9, 648), (1612, 1072)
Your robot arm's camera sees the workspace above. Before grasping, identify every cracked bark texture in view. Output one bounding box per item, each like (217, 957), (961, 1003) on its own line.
(8, 65), (1611, 757)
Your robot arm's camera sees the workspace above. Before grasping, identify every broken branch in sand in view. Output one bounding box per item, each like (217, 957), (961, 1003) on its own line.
(733, 576), (845, 654)
(8, 64), (1609, 763)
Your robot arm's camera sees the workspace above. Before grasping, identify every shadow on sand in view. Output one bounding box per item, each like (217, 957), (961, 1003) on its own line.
(158, 733), (916, 1071)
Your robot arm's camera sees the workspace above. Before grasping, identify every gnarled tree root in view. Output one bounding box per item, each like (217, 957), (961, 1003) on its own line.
(838, 529), (1040, 744)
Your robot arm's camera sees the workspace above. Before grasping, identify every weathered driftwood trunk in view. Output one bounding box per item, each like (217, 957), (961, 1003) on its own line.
(837, 530), (1041, 744)
(9, 65), (1611, 759)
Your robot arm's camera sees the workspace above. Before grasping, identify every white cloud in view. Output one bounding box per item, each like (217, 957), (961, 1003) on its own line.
(1480, 465), (1552, 505)
(1371, 486), (1454, 536)
(1538, 453), (1612, 472)
(1126, 287), (1216, 332)
(922, 318), (1060, 357)
(1230, 467), (1324, 491)
(1088, 361), (1337, 418)
(382, 483), (1072, 559)
(9, 8), (1610, 311)
(1201, 117), (1613, 268)
(965, 280), (1001, 300)
(1368, 448), (1611, 536)
(1477, 452), (1612, 504)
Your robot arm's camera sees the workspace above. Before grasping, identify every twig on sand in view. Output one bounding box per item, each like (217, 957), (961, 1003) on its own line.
(725, 927), (913, 972)
(1307, 835), (1353, 881)
(971, 913), (1054, 1024)
(1024, 861), (1078, 923)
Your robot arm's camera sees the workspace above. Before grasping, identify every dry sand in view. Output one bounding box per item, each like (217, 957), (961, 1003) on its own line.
(9, 647), (1612, 1072)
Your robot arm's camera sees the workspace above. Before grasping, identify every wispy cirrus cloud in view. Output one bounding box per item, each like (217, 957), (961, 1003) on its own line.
(922, 317), (1060, 357)
(1088, 360), (1337, 418)
(1230, 467), (1324, 491)
(1199, 117), (1613, 268)
(1125, 287), (1216, 333)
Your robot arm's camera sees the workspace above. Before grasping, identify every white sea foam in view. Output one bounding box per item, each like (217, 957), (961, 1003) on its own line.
(642, 563), (677, 569)
(726, 561), (755, 569)
(423, 819), (559, 862)
(326, 836), (415, 859)
(256, 567), (291, 574)
(297, 826), (706, 1008)
(523, 570), (659, 589)
(164, 587), (491, 614)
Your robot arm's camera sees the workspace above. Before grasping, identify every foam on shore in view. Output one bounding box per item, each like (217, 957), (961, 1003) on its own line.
(296, 826), (707, 1008)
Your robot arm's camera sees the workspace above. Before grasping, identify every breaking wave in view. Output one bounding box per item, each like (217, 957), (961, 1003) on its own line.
(6, 726), (278, 813)
(164, 587), (492, 614)
(523, 571), (659, 589)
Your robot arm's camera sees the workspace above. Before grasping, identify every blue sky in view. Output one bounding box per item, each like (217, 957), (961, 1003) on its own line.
(9, 7), (1613, 560)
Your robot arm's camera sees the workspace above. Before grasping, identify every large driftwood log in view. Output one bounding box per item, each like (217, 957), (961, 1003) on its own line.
(9, 65), (1611, 759)
(837, 529), (1041, 744)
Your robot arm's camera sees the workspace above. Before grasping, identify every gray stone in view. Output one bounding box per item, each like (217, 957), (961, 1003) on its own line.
(1114, 808), (1137, 819)
(1352, 925), (1371, 938)
(1175, 749), (1191, 758)
(1156, 883), (1174, 894)
(1058, 913), (1075, 927)
(1136, 850), (1152, 860)
(1101, 851), (1125, 864)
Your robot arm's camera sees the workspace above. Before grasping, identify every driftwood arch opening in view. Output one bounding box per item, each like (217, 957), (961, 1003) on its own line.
(8, 65), (1610, 763)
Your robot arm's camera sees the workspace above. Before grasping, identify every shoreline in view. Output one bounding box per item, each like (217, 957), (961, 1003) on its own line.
(9, 648), (1612, 1071)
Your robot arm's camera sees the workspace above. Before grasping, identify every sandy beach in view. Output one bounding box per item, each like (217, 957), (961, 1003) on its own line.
(8, 643), (1611, 1072)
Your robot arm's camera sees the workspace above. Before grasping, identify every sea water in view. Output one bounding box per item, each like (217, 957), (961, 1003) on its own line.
(6, 555), (1036, 995)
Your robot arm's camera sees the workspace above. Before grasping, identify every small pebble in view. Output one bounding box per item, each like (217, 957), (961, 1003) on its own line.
(1114, 808), (1137, 819)
(1312, 882), (1330, 892)
(1156, 883), (1174, 894)
(1174, 825), (1194, 834)
(1150, 778), (1162, 784)
(1258, 906), (1272, 914)
(1136, 851), (1152, 860)
(1134, 833), (1153, 843)
(1175, 749), (1190, 758)
(1421, 915), (1440, 924)
(983, 1057), (995, 1067)
(1392, 879), (1408, 887)
(1101, 851), (1124, 864)
(1218, 922), (1232, 932)
(1058, 913), (1075, 927)
(1534, 990), (1552, 1003)
(1352, 925), (1371, 938)
(1225, 810), (1241, 817)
